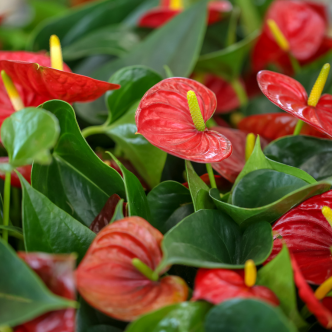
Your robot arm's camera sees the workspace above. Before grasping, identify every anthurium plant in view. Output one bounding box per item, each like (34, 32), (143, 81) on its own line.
(1, 0), (332, 331)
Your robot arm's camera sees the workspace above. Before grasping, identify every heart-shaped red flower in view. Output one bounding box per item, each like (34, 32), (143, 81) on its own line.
(192, 268), (279, 306)
(138, 0), (232, 28)
(14, 253), (76, 332)
(267, 190), (332, 285)
(75, 217), (188, 321)
(252, 0), (326, 71)
(257, 70), (332, 137)
(238, 113), (329, 141)
(135, 78), (232, 163)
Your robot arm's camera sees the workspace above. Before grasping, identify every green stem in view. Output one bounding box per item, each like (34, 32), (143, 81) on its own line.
(206, 163), (217, 189)
(163, 65), (174, 78)
(293, 120), (304, 136)
(230, 78), (248, 107)
(132, 258), (158, 281)
(81, 125), (107, 139)
(2, 172), (11, 243)
(233, 0), (261, 35)
(226, 7), (240, 47)
(289, 53), (301, 74)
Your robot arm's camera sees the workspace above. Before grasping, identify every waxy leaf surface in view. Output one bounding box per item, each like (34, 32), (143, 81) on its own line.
(0, 239), (74, 327)
(32, 100), (125, 227)
(157, 209), (272, 272)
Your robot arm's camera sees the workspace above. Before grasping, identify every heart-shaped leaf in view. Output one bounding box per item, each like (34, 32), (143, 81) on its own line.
(233, 169), (308, 208)
(108, 153), (152, 222)
(195, 31), (259, 81)
(28, 0), (145, 51)
(106, 103), (167, 189)
(204, 299), (297, 332)
(210, 179), (332, 227)
(186, 161), (215, 211)
(156, 209), (272, 272)
(256, 246), (308, 329)
(1, 107), (60, 168)
(92, 0), (207, 81)
(0, 238), (75, 327)
(105, 65), (162, 124)
(264, 135), (332, 181)
(62, 25), (140, 61)
(32, 100), (125, 227)
(147, 180), (193, 234)
(126, 302), (212, 332)
(19, 172), (95, 262)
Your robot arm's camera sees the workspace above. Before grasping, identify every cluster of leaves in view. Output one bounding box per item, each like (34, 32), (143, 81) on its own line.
(1, 0), (332, 332)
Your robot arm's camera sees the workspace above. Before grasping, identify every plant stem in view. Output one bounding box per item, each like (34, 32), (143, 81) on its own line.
(230, 78), (248, 107)
(293, 120), (304, 135)
(288, 54), (301, 74)
(81, 125), (107, 139)
(233, 0), (261, 35)
(132, 258), (158, 281)
(226, 7), (240, 47)
(206, 163), (217, 189)
(2, 172), (11, 243)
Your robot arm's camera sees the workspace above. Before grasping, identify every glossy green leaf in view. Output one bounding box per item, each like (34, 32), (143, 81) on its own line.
(147, 180), (193, 233)
(256, 246), (308, 329)
(211, 179), (332, 227)
(19, 173), (95, 262)
(105, 65), (162, 124)
(110, 199), (125, 223)
(32, 100), (125, 227)
(62, 25), (139, 61)
(195, 31), (259, 81)
(205, 299), (297, 332)
(185, 161), (215, 211)
(0, 225), (23, 240)
(264, 135), (332, 181)
(28, 0), (145, 51)
(1, 108), (60, 168)
(0, 238), (75, 327)
(156, 209), (272, 272)
(106, 103), (167, 189)
(93, 0), (207, 81)
(126, 302), (212, 332)
(108, 153), (152, 222)
(233, 169), (308, 208)
(76, 298), (125, 332)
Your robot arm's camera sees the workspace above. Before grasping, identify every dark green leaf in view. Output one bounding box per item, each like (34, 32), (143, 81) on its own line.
(185, 161), (215, 211)
(256, 246), (308, 329)
(147, 180), (193, 233)
(205, 299), (297, 332)
(233, 169), (308, 208)
(19, 173), (95, 262)
(126, 302), (212, 332)
(211, 179), (332, 227)
(108, 153), (152, 222)
(195, 31), (259, 81)
(0, 238), (75, 327)
(106, 104), (167, 189)
(28, 0), (145, 51)
(92, 0), (207, 80)
(1, 108), (60, 168)
(264, 135), (332, 181)
(110, 199), (125, 223)
(156, 209), (272, 272)
(105, 65), (162, 124)
(32, 100), (125, 227)
(62, 25), (140, 61)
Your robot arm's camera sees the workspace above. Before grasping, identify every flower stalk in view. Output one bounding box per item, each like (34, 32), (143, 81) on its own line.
(132, 258), (159, 282)
(2, 172), (11, 243)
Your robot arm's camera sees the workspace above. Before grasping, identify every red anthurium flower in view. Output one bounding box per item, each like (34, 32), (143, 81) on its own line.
(257, 65), (332, 138)
(15, 253), (76, 332)
(267, 190), (332, 285)
(0, 157), (31, 188)
(75, 217), (188, 321)
(252, 0), (326, 72)
(291, 256), (332, 329)
(89, 194), (127, 234)
(138, 0), (232, 28)
(135, 78), (232, 163)
(238, 113), (330, 141)
(192, 262), (279, 306)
